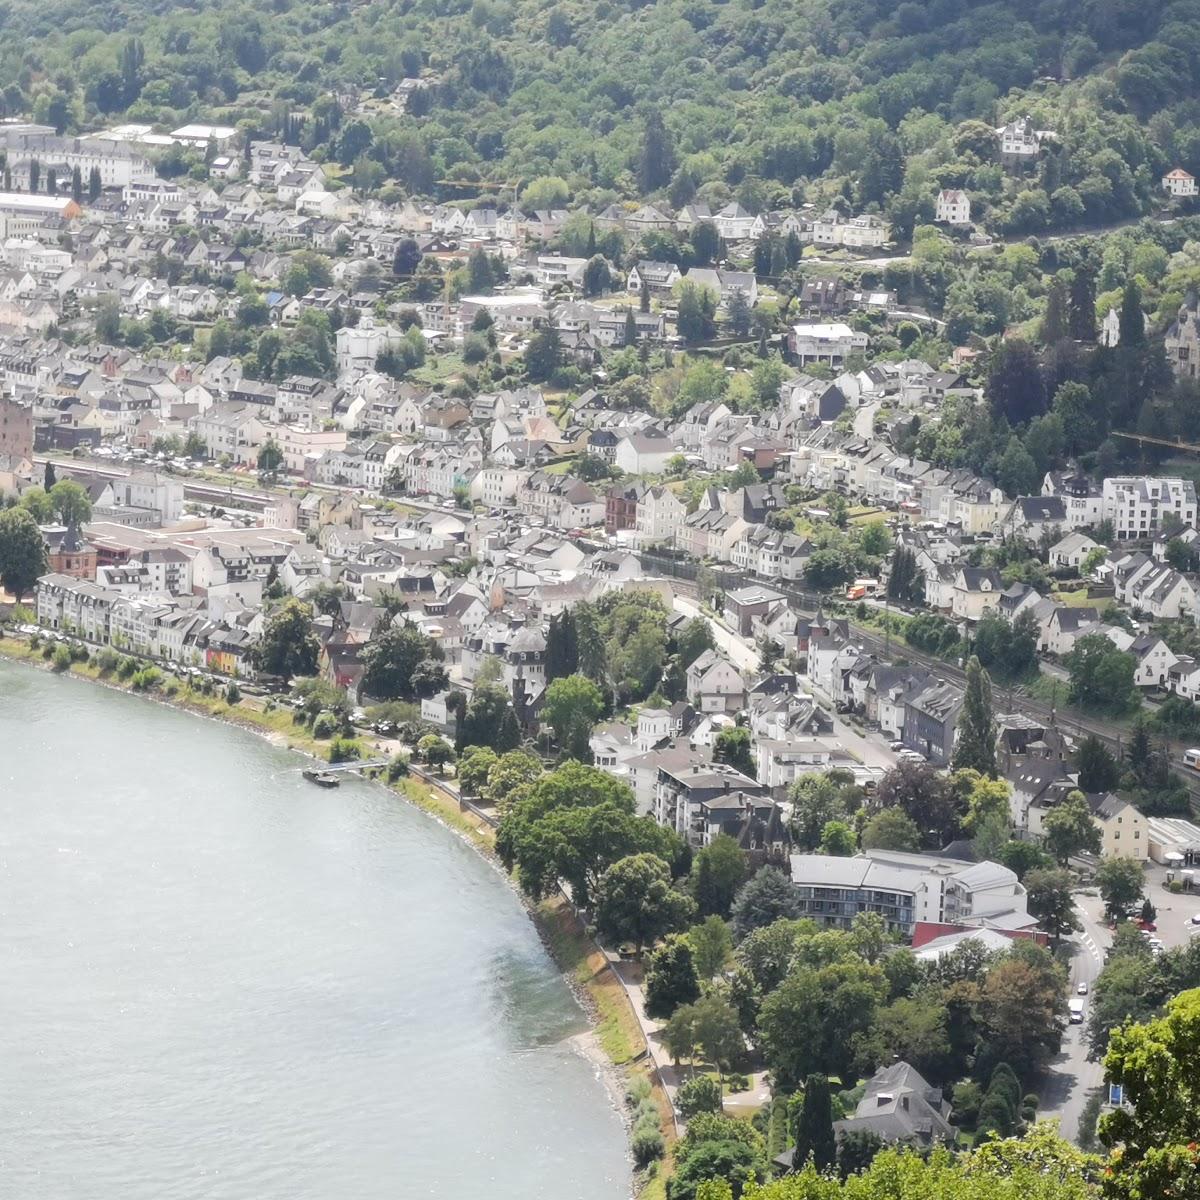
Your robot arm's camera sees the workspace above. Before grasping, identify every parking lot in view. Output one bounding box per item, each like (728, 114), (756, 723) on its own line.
(1076, 861), (1200, 951)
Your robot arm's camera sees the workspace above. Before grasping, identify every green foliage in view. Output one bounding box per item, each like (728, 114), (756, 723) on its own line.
(253, 598), (319, 683)
(676, 1075), (723, 1120)
(692, 834), (749, 919)
(792, 1074), (836, 1171)
(360, 621), (447, 701)
(595, 854), (696, 953)
(542, 672), (604, 762)
(952, 656), (997, 777)
(0, 507), (47, 601)
(51, 643), (72, 672)
(328, 737), (362, 763)
(712, 727), (755, 779)
(730, 867), (802, 941)
(644, 932), (702, 1018)
(1066, 633), (1141, 716)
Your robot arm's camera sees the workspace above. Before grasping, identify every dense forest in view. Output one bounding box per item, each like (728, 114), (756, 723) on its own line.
(6, 0), (1200, 231)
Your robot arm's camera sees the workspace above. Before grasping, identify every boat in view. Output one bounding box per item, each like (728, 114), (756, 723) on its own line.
(302, 769), (341, 788)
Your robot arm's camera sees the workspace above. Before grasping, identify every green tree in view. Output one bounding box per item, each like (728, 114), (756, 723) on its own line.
(643, 931), (701, 1017)
(457, 682), (522, 753)
(456, 745), (498, 796)
(996, 435), (1040, 497)
(524, 322), (562, 381)
(1100, 988), (1200, 1200)
(792, 1074), (836, 1171)
(819, 820), (857, 856)
(253, 598), (319, 682)
(360, 622), (446, 701)
(688, 915), (733, 980)
(861, 807), (920, 851)
(18, 487), (54, 523)
(596, 853), (695, 953)
(1067, 634), (1139, 715)
(483, 748), (543, 807)
(638, 108), (675, 194)
(1043, 789), (1102, 865)
(1025, 868), (1080, 946)
(712, 727), (755, 778)
(676, 280), (717, 344)
(1096, 856), (1145, 920)
(952, 656), (997, 776)
(1076, 735), (1121, 792)
(692, 834), (748, 918)
(417, 733), (453, 773)
(49, 479), (92, 525)
(542, 673), (603, 761)
(676, 1075), (723, 1120)
(0, 507), (47, 601)
(730, 867), (802, 940)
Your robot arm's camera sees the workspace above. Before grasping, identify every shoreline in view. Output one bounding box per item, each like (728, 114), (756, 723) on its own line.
(0, 636), (668, 1196)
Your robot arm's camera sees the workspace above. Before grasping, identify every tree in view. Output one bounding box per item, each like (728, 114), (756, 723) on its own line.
(643, 931), (701, 1017)
(544, 610), (579, 681)
(1096, 856), (1145, 920)
(257, 439), (283, 475)
(692, 834), (748, 918)
(875, 761), (958, 848)
(1118, 278), (1146, 349)
(88, 165), (101, 202)
(1068, 265), (1096, 341)
(457, 682), (521, 753)
(861, 808), (920, 851)
(837, 1129), (885, 1178)
(542, 673), (603, 761)
(793, 1074), (836, 1170)
(0, 507), (46, 601)
(1100, 988), (1200, 1200)
(417, 733), (453, 773)
(393, 238), (422, 278)
(975, 944), (1066, 1076)
(483, 748), (543, 807)
(1040, 276), (1069, 345)
(788, 772), (859, 850)
(676, 1075), (722, 1120)
(1043, 789), (1102, 865)
(596, 853), (695, 953)
(582, 255), (611, 297)
(1067, 633), (1139, 715)
(18, 487), (53, 523)
(688, 992), (743, 1079)
(253, 598), (319, 682)
(887, 546), (923, 603)
(727, 290), (752, 338)
(1076, 735), (1121, 793)
(819, 820), (857, 856)
(987, 339), (1046, 425)
(524, 323), (562, 381)
(952, 656), (997, 777)
(1025, 868), (1080, 946)
(730, 867), (801, 940)
(638, 108), (675, 194)
(676, 280), (717, 344)
(457, 745), (498, 796)
(688, 915), (733, 980)
(360, 621), (446, 700)
(49, 479), (92, 525)
(70, 165), (82, 204)
(712, 727), (754, 778)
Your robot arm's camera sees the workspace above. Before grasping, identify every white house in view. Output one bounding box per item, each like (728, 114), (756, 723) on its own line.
(1163, 169), (1198, 198)
(1102, 477), (1198, 540)
(787, 322), (869, 368)
(935, 190), (971, 225)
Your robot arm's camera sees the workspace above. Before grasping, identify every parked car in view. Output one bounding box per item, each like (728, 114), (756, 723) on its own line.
(1077, 982), (1088, 995)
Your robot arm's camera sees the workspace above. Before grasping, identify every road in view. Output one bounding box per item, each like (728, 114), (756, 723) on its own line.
(1038, 902), (1110, 1143)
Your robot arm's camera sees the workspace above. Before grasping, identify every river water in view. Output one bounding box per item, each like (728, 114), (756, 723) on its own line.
(0, 662), (630, 1199)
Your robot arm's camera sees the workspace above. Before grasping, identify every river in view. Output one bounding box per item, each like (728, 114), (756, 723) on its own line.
(0, 661), (631, 1199)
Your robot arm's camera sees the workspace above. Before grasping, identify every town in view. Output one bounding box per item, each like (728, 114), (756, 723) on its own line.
(2, 110), (1200, 1200)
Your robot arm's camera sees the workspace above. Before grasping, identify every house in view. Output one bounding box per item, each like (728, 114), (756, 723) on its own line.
(902, 679), (963, 765)
(626, 260), (681, 295)
(614, 431), (675, 476)
(686, 649), (746, 714)
(722, 585), (785, 637)
(995, 495), (1066, 542)
(1049, 530), (1101, 571)
(635, 484), (687, 548)
(1165, 293), (1200, 381)
(787, 322), (869, 368)
(996, 116), (1053, 162)
(951, 567), (1002, 621)
(712, 202), (756, 241)
(935, 189), (971, 225)
(1087, 792), (1149, 860)
(1163, 169), (1198, 198)
(652, 760), (768, 843)
(1102, 477), (1197, 539)
(1124, 632), (1178, 688)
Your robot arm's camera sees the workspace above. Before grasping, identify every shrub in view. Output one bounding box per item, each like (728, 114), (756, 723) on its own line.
(96, 648), (119, 674)
(725, 1073), (751, 1093)
(385, 753), (410, 782)
(162, 679), (178, 696)
(225, 682), (241, 705)
(328, 737), (362, 763)
(116, 656), (138, 680)
(1022, 1093), (1039, 1109)
(28, 634), (39, 648)
(630, 1124), (665, 1167)
(41, 641), (54, 659)
(69, 642), (88, 662)
(625, 1075), (652, 1107)
(130, 667), (161, 691)
(312, 711), (339, 739)
(677, 1075), (723, 1119)
(51, 644), (72, 671)
(1169, 878), (1184, 893)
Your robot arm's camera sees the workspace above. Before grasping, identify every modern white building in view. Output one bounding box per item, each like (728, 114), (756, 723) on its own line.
(789, 849), (1033, 937)
(1102, 477), (1198, 540)
(787, 322), (869, 367)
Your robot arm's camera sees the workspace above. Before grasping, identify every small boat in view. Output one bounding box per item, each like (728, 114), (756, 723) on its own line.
(302, 769), (341, 788)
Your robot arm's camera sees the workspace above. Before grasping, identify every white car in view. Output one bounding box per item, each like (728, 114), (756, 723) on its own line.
(1191, 914), (1200, 926)
(1077, 982), (1089, 995)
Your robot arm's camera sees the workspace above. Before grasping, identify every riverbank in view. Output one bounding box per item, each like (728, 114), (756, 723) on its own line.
(0, 634), (671, 1196)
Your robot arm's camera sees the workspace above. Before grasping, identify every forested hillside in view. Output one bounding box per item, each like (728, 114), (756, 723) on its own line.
(4, 0), (1200, 231)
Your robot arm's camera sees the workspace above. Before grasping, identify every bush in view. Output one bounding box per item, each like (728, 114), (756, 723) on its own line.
(312, 711), (339, 739)
(625, 1075), (652, 1106)
(328, 736), (362, 763)
(224, 682), (241, 705)
(130, 667), (161, 691)
(28, 633), (39, 648)
(51, 644), (72, 671)
(725, 1073), (751, 1093)
(677, 1075), (723, 1119)
(1169, 879), (1184, 893)
(630, 1124), (665, 1167)
(96, 648), (119, 674)
(385, 753), (410, 782)
(41, 641), (54, 659)
(116, 656), (137, 680)
(69, 642), (88, 662)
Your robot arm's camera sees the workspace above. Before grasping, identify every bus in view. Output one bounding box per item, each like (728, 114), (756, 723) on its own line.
(1184, 748), (1200, 771)
(1068, 998), (1085, 1024)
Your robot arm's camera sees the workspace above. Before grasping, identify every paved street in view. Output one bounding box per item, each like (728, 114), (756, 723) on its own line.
(1037, 902), (1109, 1142)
